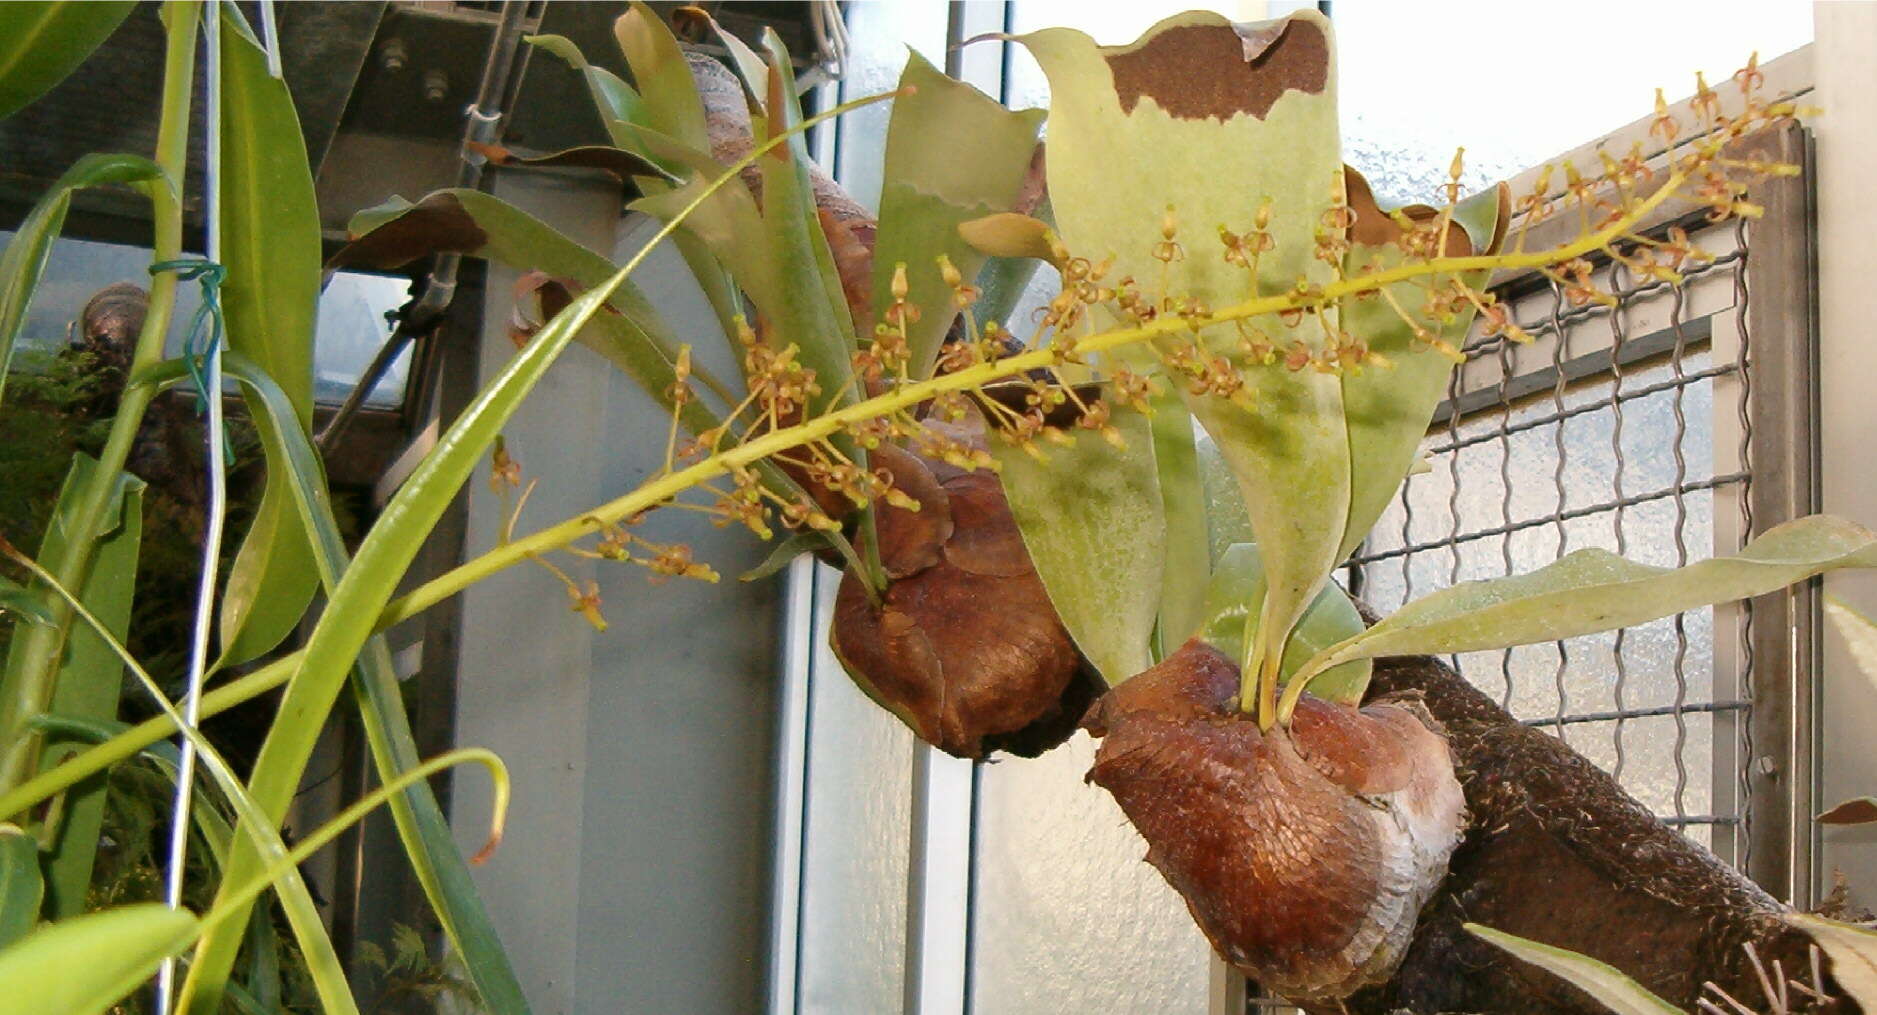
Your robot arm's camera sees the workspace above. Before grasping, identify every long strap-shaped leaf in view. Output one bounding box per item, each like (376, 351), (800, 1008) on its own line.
(222, 353), (532, 1013)
(1288, 515), (1877, 706)
(213, 4), (322, 668)
(1465, 924), (1681, 1015)
(0, 153), (162, 408)
(0, 1), (135, 120)
(27, 456), (143, 920)
(3, 539), (358, 1014)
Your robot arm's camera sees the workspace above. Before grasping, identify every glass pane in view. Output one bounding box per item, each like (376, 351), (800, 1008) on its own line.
(314, 270), (412, 408)
(1336, 0), (1813, 196)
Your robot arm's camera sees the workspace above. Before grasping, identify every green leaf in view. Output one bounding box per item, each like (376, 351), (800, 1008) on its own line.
(1199, 543), (1370, 704)
(871, 52), (1044, 378)
(739, 529), (828, 582)
(1148, 393), (1208, 658)
(0, 579), (53, 629)
(1336, 172), (1507, 561)
(219, 353), (532, 1014)
(523, 34), (648, 147)
(613, 3), (709, 152)
(1825, 593), (1877, 690)
(0, 824), (42, 948)
(0, 153), (163, 408)
(753, 29), (859, 410)
(1017, 11), (1351, 711)
(333, 189), (719, 435)
(0, 903), (200, 1014)
(0, 1), (135, 120)
(1464, 923), (1681, 1015)
(992, 401), (1163, 684)
(1789, 913), (1877, 1008)
(1294, 515), (1877, 689)
(1196, 433), (1255, 562)
(26, 456), (143, 920)
(214, 3), (322, 667)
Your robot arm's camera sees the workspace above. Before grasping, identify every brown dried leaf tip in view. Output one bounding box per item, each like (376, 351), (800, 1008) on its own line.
(1085, 640), (1466, 1003)
(831, 420), (1091, 759)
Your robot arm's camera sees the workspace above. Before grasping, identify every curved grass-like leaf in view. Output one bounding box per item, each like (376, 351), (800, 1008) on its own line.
(179, 117), (795, 1010)
(1465, 923), (1681, 1015)
(220, 353), (531, 1013)
(0, 903), (200, 1015)
(992, 402), (1163, 684)
(1291, 515), (1877, 696)
(871, 52), (1043, 378)
(1336, 171), (1508, 562)
(0, 153), (162, 408)
(0, 1), (135, 120)
(1199, 543), (1370, 705)
(0, 824), (41, 948)
(214, 5), (322, 667)
(1017, 10), (1350, 719)
(27, 456), (143, 920)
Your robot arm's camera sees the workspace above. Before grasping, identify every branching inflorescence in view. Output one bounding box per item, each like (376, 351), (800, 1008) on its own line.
(467, 57), (1800, 660)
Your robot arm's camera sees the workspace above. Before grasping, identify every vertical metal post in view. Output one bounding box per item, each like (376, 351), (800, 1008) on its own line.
(1742, 122), (1820, 905)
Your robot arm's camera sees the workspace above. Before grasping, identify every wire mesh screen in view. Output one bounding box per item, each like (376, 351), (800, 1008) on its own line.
(1344, 217), (1757, 862)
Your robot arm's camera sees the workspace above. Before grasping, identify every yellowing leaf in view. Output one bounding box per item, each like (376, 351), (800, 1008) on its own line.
(1295, 515), (1877, 689)
(1465, 924), (1681, 1015)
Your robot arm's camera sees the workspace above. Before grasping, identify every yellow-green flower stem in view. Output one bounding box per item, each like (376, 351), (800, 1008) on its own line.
(0, 0), (200, 793)
(0, 147), (1706, 834)
(374, 160), (1695, 645)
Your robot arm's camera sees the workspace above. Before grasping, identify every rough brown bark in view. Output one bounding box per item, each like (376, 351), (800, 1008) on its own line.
(1324, 654), (1848, 1014)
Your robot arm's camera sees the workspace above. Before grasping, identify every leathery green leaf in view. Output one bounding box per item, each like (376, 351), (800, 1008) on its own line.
(1465, 924), (1681, 1015)
(523, 34), (648, 148)
(0, 903), (199, 1015)
(755, 28), (858, 408)
(1017, 11), (1350, 716)
(0, 578), (53, 628)
(1199, 543), (1369, 704)
(214, 5), (321, 667)
(1149, 392), (1208, 657)
(614, 2), (709, 152)
(1788, 914), (1877, 1008)
(220, 353), (532, 1013)
(871, 51), (1043, 378)
(1336, 171), (1507, 561)
(0, 153), (162, 408)
(27, 456), (142, 920)
(0, 1), (135, 120)
(332, 189), (720, 435)
(993, 400), (1163, 684)
(1292, 515), (1877, 692)
(0, 824), (41, 947)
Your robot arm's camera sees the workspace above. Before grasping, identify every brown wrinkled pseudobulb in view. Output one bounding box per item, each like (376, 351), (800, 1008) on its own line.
(831, 427), (1086, 759)
(1085, 640), (1466, 1003)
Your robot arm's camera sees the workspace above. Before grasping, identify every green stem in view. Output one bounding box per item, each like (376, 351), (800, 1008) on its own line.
(0, 0), (198, 793)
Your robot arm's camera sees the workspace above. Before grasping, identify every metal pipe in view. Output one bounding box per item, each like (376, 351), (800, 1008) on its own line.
(315, 0), (536, 452)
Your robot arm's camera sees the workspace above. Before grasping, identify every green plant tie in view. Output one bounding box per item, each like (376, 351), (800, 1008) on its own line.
(148, 257), (234, 464)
